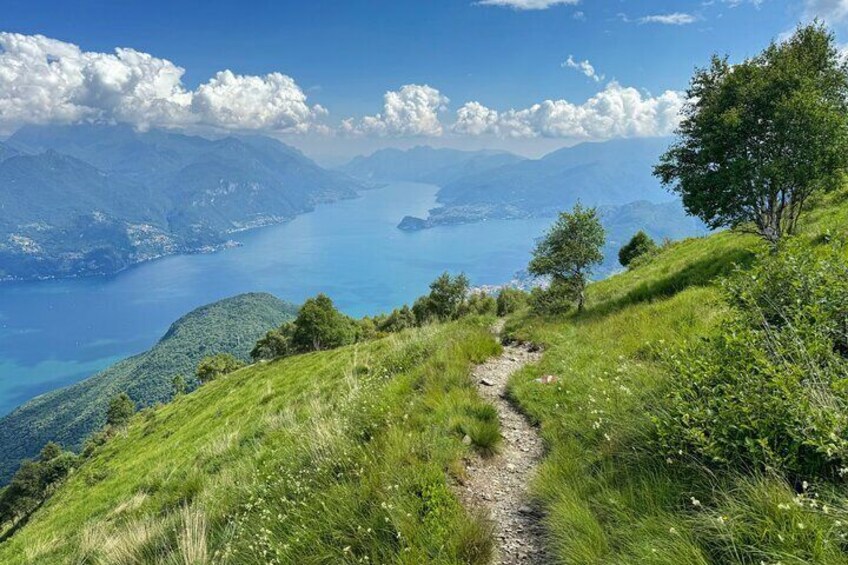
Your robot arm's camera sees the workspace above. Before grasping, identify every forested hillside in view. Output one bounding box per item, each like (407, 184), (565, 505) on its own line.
(0, 293), (297, 484)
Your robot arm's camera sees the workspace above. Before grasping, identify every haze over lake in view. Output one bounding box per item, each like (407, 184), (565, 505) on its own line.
(0, 183), (551, 415)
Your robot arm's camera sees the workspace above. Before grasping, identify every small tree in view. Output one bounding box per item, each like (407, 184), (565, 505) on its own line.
(619, 231), (657, 267)
(251, 321), (296, 361)
(172, 374), (187, 396)
(529, 204), (605, 312)
(106, 393), (135, 428)
(196, 353), (245, 384)
(291, 294), (355, 352)
(496, 288), (528, 317)
(427, 273), (470, 320)
(379, 305), (416, 333)
(655, 23), (848, 245)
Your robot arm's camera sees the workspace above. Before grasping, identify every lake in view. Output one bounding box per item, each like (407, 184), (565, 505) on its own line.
(0, 182), (552, 416)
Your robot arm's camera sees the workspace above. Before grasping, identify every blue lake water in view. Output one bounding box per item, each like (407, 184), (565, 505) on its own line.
(0, 183), (552, 416)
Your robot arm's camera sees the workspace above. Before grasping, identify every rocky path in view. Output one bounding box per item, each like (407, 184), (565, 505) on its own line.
(458, 326), (552, 564)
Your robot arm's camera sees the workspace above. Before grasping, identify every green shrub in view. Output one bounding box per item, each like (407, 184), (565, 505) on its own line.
(196, 353), (245, 384)
(655, 240), (848, 479)
(496, 288), (528, 316)
(529, 280), (577, 316)
(619, 231), (658, 268)
(460, 292), (497, 317)
(106, 393), (135, 428)
(291, 294), (356, 352)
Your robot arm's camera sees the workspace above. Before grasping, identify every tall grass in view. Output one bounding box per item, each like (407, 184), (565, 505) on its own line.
(0, 319), (502, 564)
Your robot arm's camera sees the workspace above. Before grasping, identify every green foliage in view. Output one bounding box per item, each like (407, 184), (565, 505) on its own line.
(496, 287), (528, 317)
(171, 375), (187, 397)
(655, 23), (848, 244)
(0, 292), (296, 485)
(195, 353), (245, 384)
(529, 203), (605, 311)
(0, 321), (502, 563)
(618, 230), (658, 267)
(251, 321), (296, 361)
(378, 305), (416, 333)
(459, 291), (497, 317)
(413, 272), (471, 323)
(655, 240), (848, 478)
(291, 293), (356, 352)
(105, 393), (135, 428)
(0, 443), (77, 528)
(529, 280), (578, 316)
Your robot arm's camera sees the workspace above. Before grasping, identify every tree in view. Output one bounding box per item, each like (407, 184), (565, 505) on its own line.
(654, 23), (848, 245)
(251, 321), (296, 361)
(529, 204), (605, 312)
(196, 353), (245, 384)
(172, 374), (187, 396)
(496, 288), (528, 317)
(427, 273), (470, 320)
(106, 393), (135, 428)
(379, 305), (416, 333)
(619, 231), (657, 267)
(291, 294), (355, 352)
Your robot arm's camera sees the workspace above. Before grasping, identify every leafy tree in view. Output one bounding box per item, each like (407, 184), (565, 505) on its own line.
(291, 294), (355, 352)
(106, 393), (135, 428)
(0, 442), (77, 527)
(412, 295), (436, 326)
(529, 204), (605, 312)
(496, 288), (528, 317)
(655, 23), (848, 245)
(427, 273), (470, 320)
(618, 231), (658, 267)
(38, 442), (62, 462)
(379, 305), (416, 333)
(172, 374), (187, 396)
(251, 322), (296, 361)
(196, 353), (245, 384)
(459, 291), (497, 317)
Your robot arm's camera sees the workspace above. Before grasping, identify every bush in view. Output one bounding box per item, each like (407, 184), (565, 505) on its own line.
(291, 294), (356, 352)
(618, 231), (658, 268)
(106, 393), (136, 428)
(459, 292), (497, 317)
(655, 240), (848, 479)
(378, 305), (416, 333)
(0, 442), (77, 526)
(496, 288), (528, 317)
(196, 353), (245, 384)
(529, 280), (578, 316)
(251, 322), (296, 361)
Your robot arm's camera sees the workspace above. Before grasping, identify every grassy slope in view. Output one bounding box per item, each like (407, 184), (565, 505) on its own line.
(0, 319), (502, 564)
(0, 293), (298, 485)
(505, 191), (848, 564)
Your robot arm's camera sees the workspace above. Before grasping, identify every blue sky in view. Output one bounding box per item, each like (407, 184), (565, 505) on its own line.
(0, 0), (845, 160)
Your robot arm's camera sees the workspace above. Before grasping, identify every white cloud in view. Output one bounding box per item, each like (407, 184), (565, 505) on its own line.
(342, 84), (449, 137)
(475, 0), (579, 10)
(563, 55), (604, 82)
(0, 32), (324, 134)
(453, 82), (685, 140)
(804, 0), (848, 23)
(639, 13), (698, 25)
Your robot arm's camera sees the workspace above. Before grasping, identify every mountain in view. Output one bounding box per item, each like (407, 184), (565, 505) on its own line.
(0, 124), (363, 281)
(339, 145), (526, 185)
(402, 138), (675, 228)
(0, 292), (297, 484)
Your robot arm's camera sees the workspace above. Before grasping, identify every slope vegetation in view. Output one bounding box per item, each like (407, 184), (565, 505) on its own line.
(504, 190), (848, 563)
(0, 319), (502, 563)
(0, 293), (297, 484)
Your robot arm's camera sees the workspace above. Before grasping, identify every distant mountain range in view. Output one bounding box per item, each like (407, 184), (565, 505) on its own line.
(0, 292), (297, 485)
(0, 124), (363, 281)
(338, 145), (526, 186)
(343, 138), (681, 230)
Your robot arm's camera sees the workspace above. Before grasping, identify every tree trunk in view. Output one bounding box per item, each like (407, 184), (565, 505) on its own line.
(577, 287), (586, 312)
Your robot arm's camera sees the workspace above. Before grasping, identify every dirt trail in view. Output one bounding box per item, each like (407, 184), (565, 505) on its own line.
(458, 324), (552, 564)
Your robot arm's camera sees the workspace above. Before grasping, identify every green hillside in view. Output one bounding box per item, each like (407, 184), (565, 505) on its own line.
(503, 189), (848, 564)
(0, 293), (297, 485)
(0, 320), (501, 563)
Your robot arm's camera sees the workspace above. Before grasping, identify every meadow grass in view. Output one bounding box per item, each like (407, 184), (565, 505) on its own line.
(505, 190), (848, 564)
(0, 319), (501, 564)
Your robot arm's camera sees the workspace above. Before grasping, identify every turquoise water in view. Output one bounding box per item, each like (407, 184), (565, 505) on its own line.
(0, 183), (551, 415)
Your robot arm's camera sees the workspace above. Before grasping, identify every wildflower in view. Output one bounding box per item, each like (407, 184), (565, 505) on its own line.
(690, 497), (701, 508)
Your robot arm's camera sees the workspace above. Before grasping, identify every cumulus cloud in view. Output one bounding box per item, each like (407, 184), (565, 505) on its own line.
(342, 84), (449, 137)
(563, 55), (604, 82)
(804, 0), (848, 23)
(475, 0), (579, 10)
(0, 32), (325, 134)
(453, 82), (685, 140)
(639, 13), (698, 25)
